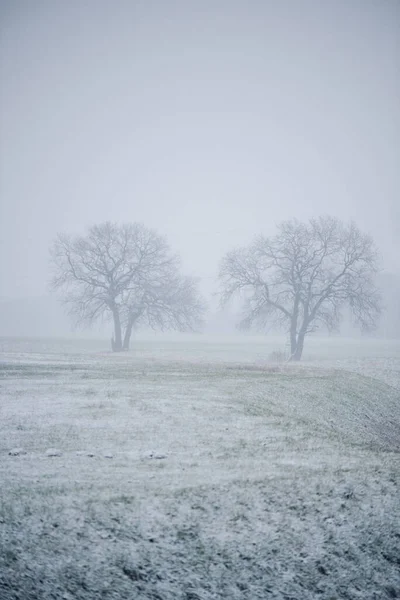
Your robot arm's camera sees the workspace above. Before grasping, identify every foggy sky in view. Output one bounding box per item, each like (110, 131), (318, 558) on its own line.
(1, 0), (399, 303)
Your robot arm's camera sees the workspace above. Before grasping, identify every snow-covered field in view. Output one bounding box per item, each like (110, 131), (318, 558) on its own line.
(1, 336), (399, 599)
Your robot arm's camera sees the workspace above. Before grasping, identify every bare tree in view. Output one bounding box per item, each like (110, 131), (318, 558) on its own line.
(219, 217), (382, 360)
(50, 222), (205, 351)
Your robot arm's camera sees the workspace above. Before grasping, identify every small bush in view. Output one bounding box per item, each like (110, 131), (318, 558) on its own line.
(268, 349), (287, 363)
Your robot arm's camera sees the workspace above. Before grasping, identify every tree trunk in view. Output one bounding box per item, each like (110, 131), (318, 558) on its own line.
(122, 311), (142, 351)
(289, 298), (300, 360)
(111, 308), (123, 352)
(122, 320), (134, 351)
(291, 332), (305, 361)
(290, 330), (297, 359)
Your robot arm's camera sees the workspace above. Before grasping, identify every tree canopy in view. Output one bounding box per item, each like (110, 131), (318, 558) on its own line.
(219, 216), (381, 360)
(50, 222), (205, 351)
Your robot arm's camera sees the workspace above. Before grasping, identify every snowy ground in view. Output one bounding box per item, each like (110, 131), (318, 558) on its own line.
(0, 336), (399, 599)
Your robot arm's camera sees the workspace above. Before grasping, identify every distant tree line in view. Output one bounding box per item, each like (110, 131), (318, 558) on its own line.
(50, 216), (382, 360)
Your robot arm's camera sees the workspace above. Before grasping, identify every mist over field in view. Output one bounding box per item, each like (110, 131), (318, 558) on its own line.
(1, 1), (399, 599)
(1, 0), (399, 336)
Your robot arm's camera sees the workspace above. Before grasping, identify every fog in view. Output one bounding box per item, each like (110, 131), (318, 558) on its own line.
(2, 6), (400, 596)
(0, 0), (399, 338)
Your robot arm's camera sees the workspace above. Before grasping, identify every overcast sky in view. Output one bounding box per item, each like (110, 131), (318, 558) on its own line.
(1, 0), (399, 301)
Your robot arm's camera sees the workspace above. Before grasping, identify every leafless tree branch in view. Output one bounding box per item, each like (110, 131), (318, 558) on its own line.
(50, 222), (206, 351)
(219, 216), (382, 360)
